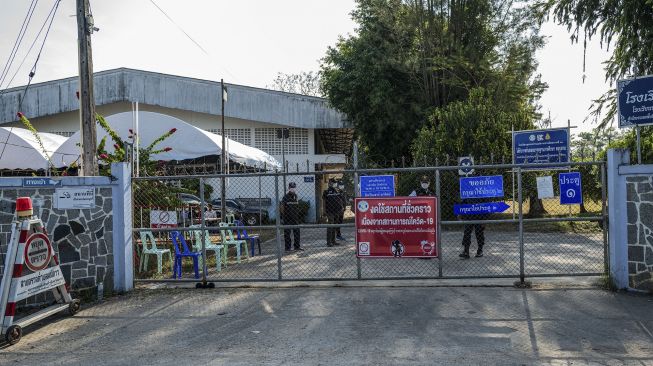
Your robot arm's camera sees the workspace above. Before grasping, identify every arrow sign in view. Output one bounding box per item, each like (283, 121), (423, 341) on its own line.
(454, 202), (510, 216)
(22, 178), (62, 187)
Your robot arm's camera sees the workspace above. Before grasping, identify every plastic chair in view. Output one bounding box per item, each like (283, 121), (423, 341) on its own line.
(139, 231), (173, 274)
(224, 213), (236, 224)
(189, 225), (224, 271)
(218, 222), (248, 263)
(170, 231), (201, 279)
(234, 220), (261, 257)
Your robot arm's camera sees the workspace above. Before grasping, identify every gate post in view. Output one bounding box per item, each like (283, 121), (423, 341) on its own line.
(275, 172), (282, 280)
(517, 166), (525, 284)
(353, 142), (361, 279)
(435, 164), (442, 277)
(607, 149), (630, 289)
(111, 162), (133, 292)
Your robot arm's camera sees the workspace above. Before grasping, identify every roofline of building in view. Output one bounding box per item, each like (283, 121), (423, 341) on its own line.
(0, 67), (349, 129)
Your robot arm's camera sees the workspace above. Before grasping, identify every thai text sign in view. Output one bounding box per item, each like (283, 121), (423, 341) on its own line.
(559, 172), (583, 205)
(55, 187), (96, 209)
(355, 197), (437, 258)
(513, 128), (569, 165)
(459, 175), (504, 199)
(360, 175), (395, 197)
(617, 76), (653, 127)
(9, 266), (66, 302)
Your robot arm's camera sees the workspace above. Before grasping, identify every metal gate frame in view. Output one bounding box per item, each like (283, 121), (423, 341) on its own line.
(132, 160), (608, 284)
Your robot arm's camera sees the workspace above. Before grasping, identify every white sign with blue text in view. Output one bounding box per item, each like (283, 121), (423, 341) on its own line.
(54, 187), (96, 209)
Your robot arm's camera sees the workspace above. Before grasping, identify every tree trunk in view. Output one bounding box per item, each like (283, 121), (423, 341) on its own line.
(527, 194), (547, 218)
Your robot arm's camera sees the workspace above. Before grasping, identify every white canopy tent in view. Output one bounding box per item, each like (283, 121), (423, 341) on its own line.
(0, 127), (68, 170)
(53, 111), (281, 169)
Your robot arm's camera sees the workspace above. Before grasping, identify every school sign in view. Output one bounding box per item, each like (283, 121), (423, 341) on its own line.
(617, 75), (653, 127)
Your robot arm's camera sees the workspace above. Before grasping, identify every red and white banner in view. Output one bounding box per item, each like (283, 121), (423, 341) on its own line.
(355, 197), (437, 258)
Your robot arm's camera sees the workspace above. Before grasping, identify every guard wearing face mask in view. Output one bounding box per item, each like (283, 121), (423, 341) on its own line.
(335, 180), (347, 241)
(281, 182), (303, 252)
(409, 175), (434, 197)
(323, 178), (343, 247)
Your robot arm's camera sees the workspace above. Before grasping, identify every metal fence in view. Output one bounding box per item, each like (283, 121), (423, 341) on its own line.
(131, 160), (607, 283)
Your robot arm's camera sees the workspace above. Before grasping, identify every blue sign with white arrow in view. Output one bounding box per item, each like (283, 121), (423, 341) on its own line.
(559, 172), (582, 205)
(22, 178), (62, 187)
(617, 75), (653, 127)
(360, 175), (395, 197)
(454, 202), (510, 216)
(459, 175), (504, 199)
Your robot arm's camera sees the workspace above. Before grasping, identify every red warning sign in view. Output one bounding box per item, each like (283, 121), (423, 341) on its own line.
(24, 233), (53, 272)
(355, 197), (437, 258)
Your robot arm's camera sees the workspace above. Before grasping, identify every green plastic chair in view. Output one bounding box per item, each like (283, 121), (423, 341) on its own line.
(219, 222), (248, 263)
(189, 225), (224, 271)
(139, 231), (173, 274)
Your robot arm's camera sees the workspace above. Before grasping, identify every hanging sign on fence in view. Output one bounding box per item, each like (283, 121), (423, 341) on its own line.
(359, 175), (395, 197)
(536, 176), (554, 199)
(454, 202), (510, 216)
(617, 75), (653, 127)
(513, 128), (569, 165)
(150, 210), (178, 228)
(559, 172), (583, 205)
(459, 175), (504, 199)
(355, 197), (437, 258)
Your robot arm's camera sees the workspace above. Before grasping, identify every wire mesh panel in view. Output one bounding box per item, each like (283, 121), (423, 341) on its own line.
(131, 161), (607, 282)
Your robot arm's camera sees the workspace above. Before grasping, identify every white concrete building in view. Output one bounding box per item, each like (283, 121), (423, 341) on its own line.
(0, 68), (353, 222)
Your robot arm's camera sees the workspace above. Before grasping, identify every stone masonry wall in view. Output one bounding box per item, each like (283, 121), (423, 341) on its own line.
(626, 176), (653, 291)
(0, 187), (113, 305)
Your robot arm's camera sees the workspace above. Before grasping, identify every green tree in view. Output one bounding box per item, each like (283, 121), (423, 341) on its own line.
(321, 0), (546, 161)
(535, 0), (653, 127)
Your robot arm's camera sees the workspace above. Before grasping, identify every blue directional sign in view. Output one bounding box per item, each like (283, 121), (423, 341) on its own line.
(617, 76), (653, 127)
(459, 175), (504, 199)
(559, 172), (582, 205)
(360, 175), (395, 197)
(454, 202), (510, 216)
(513, 128), (569, 165)
(22, 178), (61, 187)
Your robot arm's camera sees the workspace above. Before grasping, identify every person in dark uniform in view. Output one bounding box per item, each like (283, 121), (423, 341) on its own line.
(410, 175), (434, 259)
(335, 179), (347, 241)
(409, 175), (434, 197)
(459, 199), (486, 259)
(323, 178), (343, 247)
(281, 182), (303, 252)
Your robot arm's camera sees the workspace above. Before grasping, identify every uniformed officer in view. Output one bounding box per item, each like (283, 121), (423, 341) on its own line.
(459, 199), (485, 258)
(409, 175), (434, 196)
(281, 182), (303, 252)
(323, 178), (343, 247)
(335, 179), (347, 241)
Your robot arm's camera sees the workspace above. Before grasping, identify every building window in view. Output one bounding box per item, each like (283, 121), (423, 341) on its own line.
(207, 128), (251, 146)
(254, 128), (308, 155)
(48, 131), (75, 137)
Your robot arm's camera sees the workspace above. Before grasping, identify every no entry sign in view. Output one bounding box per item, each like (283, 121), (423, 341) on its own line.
(355, 197), (437, 258)
(24, 233), (53, 272)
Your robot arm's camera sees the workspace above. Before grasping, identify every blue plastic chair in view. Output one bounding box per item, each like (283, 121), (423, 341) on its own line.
(170, 231), (201, 279)
(235, 220), (261, 257)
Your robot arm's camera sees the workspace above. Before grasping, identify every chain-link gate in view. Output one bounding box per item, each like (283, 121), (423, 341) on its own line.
(131, 161), (607, 283)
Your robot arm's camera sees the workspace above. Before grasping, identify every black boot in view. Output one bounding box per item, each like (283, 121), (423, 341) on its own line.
(459, 250), (470, 259)
(475, 249), (483, 258)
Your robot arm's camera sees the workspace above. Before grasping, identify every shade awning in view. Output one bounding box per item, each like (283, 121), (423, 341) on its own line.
(53, 111), (281, 169)
(0, 127), (67, 170)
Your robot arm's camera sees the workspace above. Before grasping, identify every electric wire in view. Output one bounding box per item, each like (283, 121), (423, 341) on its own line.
(0, 0), (39, 89)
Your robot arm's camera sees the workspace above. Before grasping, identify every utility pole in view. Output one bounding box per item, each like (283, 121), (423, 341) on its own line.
(76, 0), (98, 175)
(220, 79), (226, 219)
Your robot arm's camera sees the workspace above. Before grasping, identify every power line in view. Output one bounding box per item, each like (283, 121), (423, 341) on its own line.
(145, 0), (239, 81)
(0, 0), (59, 95)
(0, 0), (40, 89)
(17, 0), (61, 112)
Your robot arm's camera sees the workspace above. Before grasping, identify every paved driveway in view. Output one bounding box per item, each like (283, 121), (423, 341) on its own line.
(1, 284), (651, 365)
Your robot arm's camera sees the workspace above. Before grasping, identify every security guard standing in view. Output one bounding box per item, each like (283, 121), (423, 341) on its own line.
(323, 178), (343, 247)
(335, 179), (347, 241)
(409, 175), (434, 196)
(281, 182), (303, 252)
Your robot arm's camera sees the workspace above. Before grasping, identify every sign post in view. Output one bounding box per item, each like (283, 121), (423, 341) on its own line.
(0, 197), (79, 345)
(355, 197), (437, 258)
